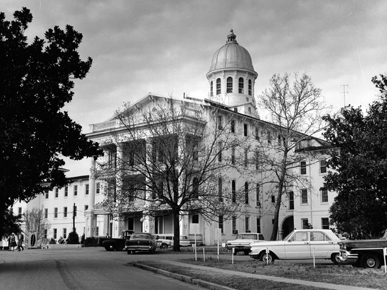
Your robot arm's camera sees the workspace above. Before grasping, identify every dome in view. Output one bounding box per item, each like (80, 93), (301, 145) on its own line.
(207, 30), (256, 76)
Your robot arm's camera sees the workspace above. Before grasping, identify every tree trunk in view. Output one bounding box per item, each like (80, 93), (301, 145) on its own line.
(172, 209), (181, 251)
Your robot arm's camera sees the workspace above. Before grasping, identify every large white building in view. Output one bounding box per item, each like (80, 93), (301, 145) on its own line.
(14, 31), (336, 245)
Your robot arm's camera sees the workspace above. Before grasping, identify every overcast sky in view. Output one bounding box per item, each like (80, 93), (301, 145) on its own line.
(3, 0), (387, 176)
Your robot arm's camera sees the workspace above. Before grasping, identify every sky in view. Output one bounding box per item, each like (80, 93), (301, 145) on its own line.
(3, 0), (387, 177)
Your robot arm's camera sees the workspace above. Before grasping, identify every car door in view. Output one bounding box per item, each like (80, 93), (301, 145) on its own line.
(284, 231), (311, 259)
(309, 231), (337, 258)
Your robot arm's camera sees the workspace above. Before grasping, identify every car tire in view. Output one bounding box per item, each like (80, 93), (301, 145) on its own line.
(127, 250), (134, 255)
(361, 253), (381, 269)
(105, 245), (113, 251)
(261, 252), (274, 263)
(161, 243), (168, 249)
(331, 253), (341, 265)
(244, 250), (250, 255)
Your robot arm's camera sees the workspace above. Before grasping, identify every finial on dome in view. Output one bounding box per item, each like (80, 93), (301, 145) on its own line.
(227, 29), (237, 43)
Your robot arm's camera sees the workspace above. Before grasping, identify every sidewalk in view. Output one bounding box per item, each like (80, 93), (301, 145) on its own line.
(134, 260), (377, 290)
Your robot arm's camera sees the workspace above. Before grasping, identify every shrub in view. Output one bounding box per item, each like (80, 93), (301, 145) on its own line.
(67, 232), (79, 244)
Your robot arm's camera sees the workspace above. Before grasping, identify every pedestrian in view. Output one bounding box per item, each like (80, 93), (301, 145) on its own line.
(9, 233), (17, 251)
(17, 233), (24, 251)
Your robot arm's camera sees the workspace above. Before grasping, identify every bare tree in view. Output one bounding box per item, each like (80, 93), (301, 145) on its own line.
(96, 98), (246, 250)
(23, 208), (51, 244)
(257, 73), (331, 240)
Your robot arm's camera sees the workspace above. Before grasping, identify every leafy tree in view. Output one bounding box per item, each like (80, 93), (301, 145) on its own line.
(23, 208), (51, 243)
(0, 8), (102, 238)
(95, 98), (246, 251)
(258, 73), (330, 240)
(323, 75), (387, 239)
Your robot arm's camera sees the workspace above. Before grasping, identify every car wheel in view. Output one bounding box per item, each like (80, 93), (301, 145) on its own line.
(331, 253), (341, 265)
(361, 253), (381, 269)
(105, 246), (113, 251)
(244, 250), (250, 255)
(161, 243), (168, 249)
(127, 250), (134, 255)
(261, 252), (274, 263)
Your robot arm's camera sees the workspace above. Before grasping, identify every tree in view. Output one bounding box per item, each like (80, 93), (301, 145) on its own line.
(95, 98), (246, 251)
(258, 73), (330, 240)
(0, 8), (102, 238)
(23, 208), (51, 243)
(323, 75), (387, 239)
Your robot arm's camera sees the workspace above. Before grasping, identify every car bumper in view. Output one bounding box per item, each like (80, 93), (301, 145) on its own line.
(125, 246), (154, 251)
(338, 250), (358, 264)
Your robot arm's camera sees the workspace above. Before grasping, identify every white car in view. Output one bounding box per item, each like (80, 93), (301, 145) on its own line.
(226, 233), (265, 255)
(249, 229), (341, 264)
(157, 234), (191, 248)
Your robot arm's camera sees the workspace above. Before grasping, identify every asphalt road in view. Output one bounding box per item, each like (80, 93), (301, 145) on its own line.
(0, 247), (207, 290)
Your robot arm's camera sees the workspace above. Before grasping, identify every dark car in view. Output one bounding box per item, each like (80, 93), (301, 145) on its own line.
(102, 230), (133, 251)
(125, 232), (158, 254)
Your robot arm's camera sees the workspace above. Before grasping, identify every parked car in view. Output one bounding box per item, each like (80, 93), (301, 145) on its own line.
(226, 232), (265, 255)
(249, 229), (341, 264)
(157, 234), (191, 248)
(102, 230), (133, 251)
(125, 232), (158, 254)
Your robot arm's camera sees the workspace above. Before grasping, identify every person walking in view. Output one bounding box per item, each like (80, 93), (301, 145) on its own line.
(17, 233), (24, 251)
(9, 233), (17, 251)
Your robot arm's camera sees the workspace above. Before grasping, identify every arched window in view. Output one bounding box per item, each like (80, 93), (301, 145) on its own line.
(210, 81), (213, 96)
(245, 182), (249, 204)
(248, 79), (252, 96)
(192, 177), (199, 199)
(216, 78), (221, 95)
(227, 77), (233, 93)
(232, 180), (236, 203)
(238, 77), (244, 94)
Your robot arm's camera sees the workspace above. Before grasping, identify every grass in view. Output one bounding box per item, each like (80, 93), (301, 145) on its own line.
(134, 257), (387, 290)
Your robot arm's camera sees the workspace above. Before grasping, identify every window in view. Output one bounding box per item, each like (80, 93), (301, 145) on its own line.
(300, 161), (307, 175)
(301, 189), (308, 204)
(219, 215), (224, 233)
(85, 184), (89, 195)
(96, 227), (99, 236)
(96, 183), (100, 194)
(248, 79), (252, 96)
(227, 77), (233, 93)
(84, 205), (89, 211)
(63, 228), (67, 239)
(218, 142), (222, 162)
(231, 120), (235, 133)
(64, 186), (68, 197)
(288, 191), (294, 210)
(192, 178), (199, 199)
(210, 81), (213, 96)
(256, 184), (260, 207)
(267, 130), (272, 144)
(232, 216), (237, 232)
(238, 77), (244, 93)
(53, 228), (57, 239)
(302, 218), (309, 229)
(255, 127), (259, 141)
(192, 140), (199, 162)
(217, 115), (223, 130)
(218, 178), (223, 202)
(55, 188), (59, 198)
(320, 159), (327, 174)
(244, 182), (249, 204)
(192, 214), (199, 224)
(255, 150), (259, 170)
(321, 187), (328, 203)
(231, 146), (235, 165)
(245, 216), (250, 232)
(44, 208), (48, 219)
(45, 191), (49, 199)
(17, 207), (22, 217)
(232, 180), (236, 203)
(321, 218), (330, 229)
(257, 218), (261, 233)
(216, 78), (221, 95)
(54, 208), (58, 219)
(63, 207), (67, 218)
(44, 229), (47, 239)
(244, 148), (248, 167)
(107, 149), (117, 169)
(244, 124), (248, 136)
(271, 195), (275, 203)
(74, 185), (78, 196)
(277, 134), (282, 146)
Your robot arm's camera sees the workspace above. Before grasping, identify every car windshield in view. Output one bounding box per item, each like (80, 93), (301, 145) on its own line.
(237, 234), (256, 239)
(283, 231), (294, 241)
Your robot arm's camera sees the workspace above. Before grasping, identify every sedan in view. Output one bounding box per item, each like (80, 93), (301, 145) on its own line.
(125, 233), (158, 254)
(250, 229), (341, 264)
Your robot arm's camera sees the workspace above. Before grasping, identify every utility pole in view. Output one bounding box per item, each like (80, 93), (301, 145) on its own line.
(73, 203), (76, 233)
(342, 85), (348, 106)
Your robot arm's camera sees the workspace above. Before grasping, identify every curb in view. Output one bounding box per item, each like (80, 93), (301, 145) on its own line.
(132, 263), (236, 290)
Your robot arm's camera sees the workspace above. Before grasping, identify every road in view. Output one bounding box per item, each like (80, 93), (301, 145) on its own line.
(0, 247), (207, 290)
